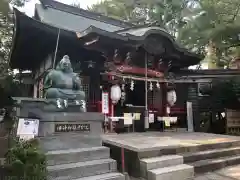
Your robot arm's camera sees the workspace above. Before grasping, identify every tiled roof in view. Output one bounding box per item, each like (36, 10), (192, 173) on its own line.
(39, 0), (134, 28)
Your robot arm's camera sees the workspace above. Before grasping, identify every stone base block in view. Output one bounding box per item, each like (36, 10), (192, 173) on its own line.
(47, 146), (110, 165)
(140, 155), (183, 178)
(48, 158), (117, 179)
(148, 164), (194, 180)
(71, 172), (125, 180)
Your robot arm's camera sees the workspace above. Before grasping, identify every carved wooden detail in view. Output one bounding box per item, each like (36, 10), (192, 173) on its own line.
(103, 48), (166, 78)
(124, 52), (132, 65)
(113, 49), (122, 64)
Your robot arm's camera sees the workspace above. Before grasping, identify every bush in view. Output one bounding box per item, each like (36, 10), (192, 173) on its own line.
(4, 138), (47, 180)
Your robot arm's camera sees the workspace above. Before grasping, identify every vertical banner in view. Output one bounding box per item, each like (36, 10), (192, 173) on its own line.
(123, 113), (133, 125)
(149, 113), (154, 123)
(102, 92), (109, 114)
(187, 102), (194, 132)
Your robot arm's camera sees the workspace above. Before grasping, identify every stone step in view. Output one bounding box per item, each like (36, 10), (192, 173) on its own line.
(47, 146), (110, 165)
(147, 164), (194, 180)
(140, 155), (183, 178)
(48, 158), (117, 179)
(183, 146), (240, 163)
(137, 140), (240, 159)
(51, 172), (125, 180)
(39, 134), (102, 152)
(190, 155), (240, 174)
(73, 172), (125, 180)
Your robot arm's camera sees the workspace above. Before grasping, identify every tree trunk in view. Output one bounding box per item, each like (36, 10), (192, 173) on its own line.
(206, 40), (218, 69)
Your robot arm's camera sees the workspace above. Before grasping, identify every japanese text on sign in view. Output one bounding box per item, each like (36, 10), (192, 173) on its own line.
(55, 124), (90, 132)
(102, 92), (109, 114)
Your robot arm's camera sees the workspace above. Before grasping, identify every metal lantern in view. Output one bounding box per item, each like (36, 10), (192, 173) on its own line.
(110, 84), (122, 104)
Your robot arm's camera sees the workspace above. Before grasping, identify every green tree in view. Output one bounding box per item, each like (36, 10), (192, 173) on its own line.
(88, 0), (199, 36)
(0, 0), (27, 94)
(0, 0), (13, 82)
(177, 0), (240, 67)
(88, 0), (138, 22)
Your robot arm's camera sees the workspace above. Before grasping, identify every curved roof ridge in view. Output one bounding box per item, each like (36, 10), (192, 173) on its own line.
(39, 0), (134, 28)
(115, 24), (168, 33)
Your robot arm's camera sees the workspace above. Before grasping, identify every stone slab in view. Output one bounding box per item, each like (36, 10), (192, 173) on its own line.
(50, 172), (125, 180)
(38, 117), (103, 137)
(74, 172), (125, 180)
(48, 158), (117, 179)
(194, 172), (235, 180)
(47, 146), (110, 165)
(140, 155), (183, 178)
(39, 134), (102, 151)
(213, 164), (240, 179)
(141, 155), (183, 169)
(102, 132), (240, 152)
(183, 146), (240, 163)
(191, 154), (240, 173)
(148, 164), (194, 180)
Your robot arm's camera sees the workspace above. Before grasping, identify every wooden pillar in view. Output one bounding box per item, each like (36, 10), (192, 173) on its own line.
(161, 82), (167, 116)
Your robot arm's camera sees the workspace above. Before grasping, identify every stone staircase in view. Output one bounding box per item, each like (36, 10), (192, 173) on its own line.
(47, 146), (125, 180)
(139, 141), (240, 180)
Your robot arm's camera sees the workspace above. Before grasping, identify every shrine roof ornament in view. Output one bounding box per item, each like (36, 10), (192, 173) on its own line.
(76, 26), (202, 68)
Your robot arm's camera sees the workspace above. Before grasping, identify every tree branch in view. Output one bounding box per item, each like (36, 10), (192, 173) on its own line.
(231, 3), (240, 22)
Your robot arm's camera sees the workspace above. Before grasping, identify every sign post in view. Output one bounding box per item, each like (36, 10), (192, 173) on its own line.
(187, 101), (194, 132)
(17, 118), (39, 140)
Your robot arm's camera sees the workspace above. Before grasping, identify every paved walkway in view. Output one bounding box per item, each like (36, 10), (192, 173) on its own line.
(195, 165), (240, 180)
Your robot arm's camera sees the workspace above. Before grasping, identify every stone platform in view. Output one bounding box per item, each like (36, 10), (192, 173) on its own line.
(14, 97), (125, 180)
(102, 132), (240, 180)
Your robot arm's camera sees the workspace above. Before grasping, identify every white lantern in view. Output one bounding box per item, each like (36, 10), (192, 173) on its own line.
(167, 90), (177, 107)
(110, 85), (122, 104)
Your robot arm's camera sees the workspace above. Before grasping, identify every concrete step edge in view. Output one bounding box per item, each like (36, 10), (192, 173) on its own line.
(147, 164), (194, 180)
(148, 164), (193, 175)
(46, 146), (109, 155)
(191, 154), (240, 173)
(140, 155), (183, 164)
(51, 172), (125, 180)
(183, 146), (240, 163)
(48, 158), (116, 171)
(138, 140), (240, 159)
(73, 172), (125, 180)
(140, 155), (185, 179)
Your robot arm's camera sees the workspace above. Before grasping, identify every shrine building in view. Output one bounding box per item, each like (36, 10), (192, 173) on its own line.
(11, 0), (238, 132)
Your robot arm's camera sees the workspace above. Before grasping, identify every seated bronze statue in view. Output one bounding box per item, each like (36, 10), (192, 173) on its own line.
(44, 55), (86, 112)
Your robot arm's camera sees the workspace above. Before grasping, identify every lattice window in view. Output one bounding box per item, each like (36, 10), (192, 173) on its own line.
(80, 76), (90, 101)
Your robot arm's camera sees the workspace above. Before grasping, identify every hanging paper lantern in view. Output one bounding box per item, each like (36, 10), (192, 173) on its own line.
(167, 90), (177, 107)
(110, 84), (122, 104)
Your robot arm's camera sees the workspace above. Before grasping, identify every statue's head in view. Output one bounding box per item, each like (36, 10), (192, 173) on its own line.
(56, 55), (73, 73)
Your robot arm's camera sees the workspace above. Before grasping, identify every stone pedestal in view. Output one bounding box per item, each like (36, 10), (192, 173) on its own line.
(14, 97), (104, 151)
